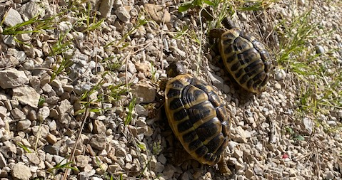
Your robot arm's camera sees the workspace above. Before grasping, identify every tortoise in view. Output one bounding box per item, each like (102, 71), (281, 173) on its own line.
(164, 62), (231, 174)
(210, 18), (272, 93)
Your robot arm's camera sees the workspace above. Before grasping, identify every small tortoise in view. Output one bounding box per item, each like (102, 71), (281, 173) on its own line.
(210, 18), (272, 93)
(164, 62), (230, 174)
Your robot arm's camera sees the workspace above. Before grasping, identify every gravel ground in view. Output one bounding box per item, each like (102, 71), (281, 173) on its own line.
(0, 0), (341, 180)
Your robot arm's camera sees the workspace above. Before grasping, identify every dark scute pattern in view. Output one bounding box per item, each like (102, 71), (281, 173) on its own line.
(215, 138), (227, 155)
(170, 79), (186, 89)
(196, 119), (219, 142)
(247, 78), (253, 89)
(205, 135), (223, 153)
(167, 88), (181, 98)
(173, 108), (188, 121)
(177, 119), (193, 133)
(169, 98), (184, 110)
(225, 53), (237, 63)
(183, 131), (197, 143)
(235, 69), (244, 79)
(188, 139), (202, 151)
(231, 61), (240, 72)
(240, 74), (249, 84)
(195, 146), (208, 157)
(233, 37), (248, 52)
(187, 102), (212, 124)
(224, 45), (234, 55)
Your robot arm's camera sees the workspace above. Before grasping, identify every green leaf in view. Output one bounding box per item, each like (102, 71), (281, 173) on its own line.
(178, 3), (193, 12)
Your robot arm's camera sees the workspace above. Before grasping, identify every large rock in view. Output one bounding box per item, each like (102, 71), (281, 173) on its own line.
(3, 8), (23, 27)
(132, 83), (156, 103)
(13, 86), (40, 108)
(0, 69), (29, 89)
(11, 163), (32, 180)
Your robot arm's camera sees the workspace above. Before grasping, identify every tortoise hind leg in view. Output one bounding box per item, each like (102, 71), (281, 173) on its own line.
(217, 155), (232, 175)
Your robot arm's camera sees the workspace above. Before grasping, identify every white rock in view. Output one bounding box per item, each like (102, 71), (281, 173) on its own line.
(11, 163), (32, 180)
(13, 86), (40, 108)
(38, 106), (50, 121)
(0, 69), (29, 89)
(302, 117), (313, 134)
(3, 8), (23, 27)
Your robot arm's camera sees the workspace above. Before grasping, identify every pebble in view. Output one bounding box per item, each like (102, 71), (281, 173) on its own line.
(3, 8), (23, 27)
(274, 69), (286, 81)
(316, 45), (325, 54)
(132, 83), (156, 103)
(0, 153), (7, 168)
(99, 0), (114, 18)
(13, 86), (40, 108)
(144, 4), (171, 23)
(0, 68), (29, 89)
(11, 163), (32, 180)
(90, 134), (107, 151)
(115, 6), (131, 22)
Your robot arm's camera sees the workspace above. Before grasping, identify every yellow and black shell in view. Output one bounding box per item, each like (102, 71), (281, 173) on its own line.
(165, 74), (229, 166)
(213, 28), (272, 93)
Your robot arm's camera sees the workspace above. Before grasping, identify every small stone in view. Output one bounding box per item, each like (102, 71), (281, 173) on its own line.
(163, 164), (176, 179)
(38, 106), (50, 121)
(158, 154), (167, 164)
(303, 117), (313, 134)
(26, 153), (40, 165)
(324, 171), (334, 179)
(154, 162), (164, 173)
(233, 126), (250, 143)
(144, 4), (171, 23)
(11, 163), (32, 180)
(4, 8), (23, 27)
(0, 68), (29, 89)
(135, 61), (151, 76)
(90, 134), (106, 151)
(135, 104), (148, 116)
(13, 86), (40, 108)
(245, 168), (254, 179)
(17, 120), (31, 130)
(93, 120), (106, 134)
(132, 83), (156, 103)
(274, 69), (286, 81)
(99, 0), (115, 18)
(315, 45), (325, 54)
(274, 82), (281, 90)
(254, 164), (264, 176)
(76, 155), (91, 168)
(208, 71), (224, 91)
(115, 6), (131, 22)
(46, 134), (57, 144)
(11, 108), (26, 120)
(19, 1), (43, 19)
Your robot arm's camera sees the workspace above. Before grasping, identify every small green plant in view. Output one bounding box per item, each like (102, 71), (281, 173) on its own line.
(152, 141), (162, 155)
(47, 159), (78, 174)
(17, 143), (32, 153)
(125, 97), (136, 125)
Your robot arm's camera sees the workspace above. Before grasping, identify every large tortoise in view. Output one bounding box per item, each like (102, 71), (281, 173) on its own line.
(164, 62), (231, 174)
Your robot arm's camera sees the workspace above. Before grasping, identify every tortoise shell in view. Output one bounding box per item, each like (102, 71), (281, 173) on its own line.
(211, 27), (272, 93)
(165, 74), (229, 167)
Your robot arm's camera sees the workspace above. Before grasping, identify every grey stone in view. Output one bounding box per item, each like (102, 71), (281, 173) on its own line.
(115, 6), (131, 22)
(4, 8), (23, 27)
(99, 0), (114, 18)
(13, 86), (40, 108)
(11, 108), (26, 120)
(17, 120), (31, 130)
(90, 134), (106, 151)
(11, 163), (32, 180)
(26, 153), (40, 165)
(0, 68), (29, 89)
(93, 120), (106, 134)
(135, 104), (148, 116)
(38, 106), (50, 121)
(19, 1), (43, 20)
(316, 45), (325, 54)
(132, 83), (156, 103)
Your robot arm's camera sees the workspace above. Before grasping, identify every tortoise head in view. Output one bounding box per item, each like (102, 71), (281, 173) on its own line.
(167, 62), (187, 77)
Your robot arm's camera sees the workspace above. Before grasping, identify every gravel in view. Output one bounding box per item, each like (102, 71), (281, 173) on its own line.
(0, 0), (341, 179)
